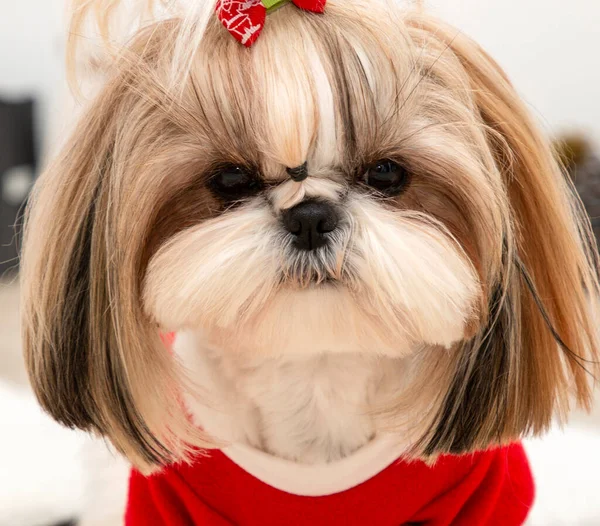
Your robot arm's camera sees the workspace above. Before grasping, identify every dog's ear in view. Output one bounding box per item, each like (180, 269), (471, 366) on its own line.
(407, 15), (600, 456)
(21, 30), (208, 473)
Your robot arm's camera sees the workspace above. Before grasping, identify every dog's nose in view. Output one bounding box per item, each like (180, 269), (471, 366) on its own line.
(282, 200), (339, 251)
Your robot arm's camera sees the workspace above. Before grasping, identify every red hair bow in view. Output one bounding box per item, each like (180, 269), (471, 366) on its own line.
(216, 0), (326, 47)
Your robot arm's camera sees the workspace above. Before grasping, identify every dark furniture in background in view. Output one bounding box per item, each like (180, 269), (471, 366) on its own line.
(0, 98), (36, 277)
(557, 135), (600, 248)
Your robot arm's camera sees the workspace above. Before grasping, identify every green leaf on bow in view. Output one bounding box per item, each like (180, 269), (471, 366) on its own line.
(261, 0), (290, 13)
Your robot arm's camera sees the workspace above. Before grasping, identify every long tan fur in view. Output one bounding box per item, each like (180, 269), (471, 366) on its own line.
(404, 15), (600, 455)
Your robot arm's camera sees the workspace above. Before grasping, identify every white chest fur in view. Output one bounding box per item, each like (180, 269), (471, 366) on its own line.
(175, 331), (407, 464)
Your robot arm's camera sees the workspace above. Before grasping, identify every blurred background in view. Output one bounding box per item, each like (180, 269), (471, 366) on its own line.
(1, 1), (599, 525)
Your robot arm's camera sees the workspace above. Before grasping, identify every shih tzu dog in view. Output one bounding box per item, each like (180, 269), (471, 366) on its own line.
(21, 0), (599, 524)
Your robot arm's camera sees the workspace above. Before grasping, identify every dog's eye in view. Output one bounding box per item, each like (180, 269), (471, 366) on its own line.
(365, 160), (410, 196)
(209, 165), (263, 200)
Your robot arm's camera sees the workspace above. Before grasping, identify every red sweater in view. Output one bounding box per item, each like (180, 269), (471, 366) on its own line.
(126, 441), (534, 525)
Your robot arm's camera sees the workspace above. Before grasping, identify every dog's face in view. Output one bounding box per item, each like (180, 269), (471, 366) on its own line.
(22, 0), (600, 471)
(141, 4), (494, 357)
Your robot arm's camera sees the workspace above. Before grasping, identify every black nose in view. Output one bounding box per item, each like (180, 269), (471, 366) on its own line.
(282, 200), (339, 251)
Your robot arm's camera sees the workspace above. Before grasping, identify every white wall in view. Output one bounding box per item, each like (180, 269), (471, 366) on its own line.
(1, 0), (599, 156)
(429, 0), (600, 144)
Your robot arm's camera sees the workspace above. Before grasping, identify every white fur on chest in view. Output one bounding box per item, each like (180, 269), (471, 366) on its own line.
(176, 331), (406, 464)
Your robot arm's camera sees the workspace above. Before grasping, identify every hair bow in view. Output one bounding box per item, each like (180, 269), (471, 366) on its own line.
(216, 0), (326, 47)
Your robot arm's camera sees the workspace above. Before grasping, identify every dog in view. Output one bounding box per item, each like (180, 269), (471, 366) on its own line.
(21, 0), (599, 523)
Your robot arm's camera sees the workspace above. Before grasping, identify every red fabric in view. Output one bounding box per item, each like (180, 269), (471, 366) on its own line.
(289, 0), (326, 12)
(126, 442), (534, 525)
(216, 0), (326, 47)
(160, 332), (176, 352)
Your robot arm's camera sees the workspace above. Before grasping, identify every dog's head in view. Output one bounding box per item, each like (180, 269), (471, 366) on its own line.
(22, 0), (599, 472)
